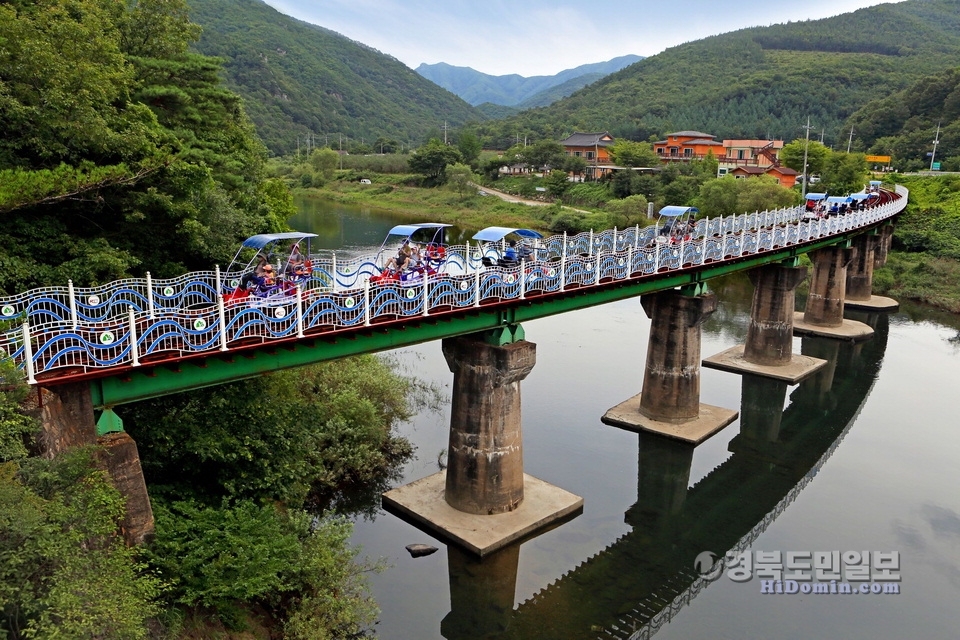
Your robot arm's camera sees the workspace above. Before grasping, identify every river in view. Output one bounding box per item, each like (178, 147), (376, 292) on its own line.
(291, 197), (960, 640)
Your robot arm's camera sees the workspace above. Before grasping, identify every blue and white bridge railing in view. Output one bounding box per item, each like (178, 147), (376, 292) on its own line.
(1, 187), (906, 382)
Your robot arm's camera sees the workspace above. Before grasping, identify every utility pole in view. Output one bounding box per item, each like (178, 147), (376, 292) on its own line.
(801, 117), (814, 199)
(930, 122), (941, 171)
(339, 134), (343, 170)
(443, 121), (448, 145)
(846, 125), (854, 153)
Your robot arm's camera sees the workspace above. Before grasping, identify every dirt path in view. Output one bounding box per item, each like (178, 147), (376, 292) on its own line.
(472, 183), (593, 215)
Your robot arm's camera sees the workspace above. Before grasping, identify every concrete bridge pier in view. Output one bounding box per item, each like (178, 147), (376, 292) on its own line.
(703, 263), (825, 384)
(602, 288), (737, 444)
(383, 328), (582, 557)
(874, 224), (894, 269)
(737, 375), (788, 449)
(794, 245), (874, 341)
(31, 383), (154, 545)
(845, 233), (899, 311)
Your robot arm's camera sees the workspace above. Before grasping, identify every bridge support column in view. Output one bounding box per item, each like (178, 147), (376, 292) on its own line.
(874, 224), (894, 269)
(442, 337), (533, 514)
(383, 329), (582, 557)
(602, 289), (737, 444)
(703, 263), (825, 383)
(30, 384), (154, 545)
(845, 233), (899, 311)
(794, 245), (874, 341)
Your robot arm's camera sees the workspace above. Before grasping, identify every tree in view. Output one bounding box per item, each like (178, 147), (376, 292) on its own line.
(820, 152), (868, 196)
(0, 451), (163, 638)
(310, 148), (340, 182)
(696, 175), (799, 216)
(456, 132), (482, 166)
(780, 139), (830, 177)
(563, 155), (587, 181)
(408, 139), (462, 184)
(543, 169), (572, 198)
(445, 163), (474, 200)
(524, 140), (565, 173)
(609, 140), (661, 167)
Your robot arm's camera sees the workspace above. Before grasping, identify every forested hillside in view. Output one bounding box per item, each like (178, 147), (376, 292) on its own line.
(0, 0), (287, 294)
(187, 0), (485, 156)
(846, 66), (960, 170)
(416, 55), (643, 107)
(474, 0), (960, 149)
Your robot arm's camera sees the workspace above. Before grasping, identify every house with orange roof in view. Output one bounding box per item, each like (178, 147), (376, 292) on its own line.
(728, 165), (799, 188)
(653, 131), (724, 160)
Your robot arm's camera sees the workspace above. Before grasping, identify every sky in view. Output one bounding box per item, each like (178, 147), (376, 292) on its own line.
(261, 0), (900, 77)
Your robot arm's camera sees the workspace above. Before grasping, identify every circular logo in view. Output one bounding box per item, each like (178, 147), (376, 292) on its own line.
(459, 280), (469, 291)
(193, 318), (206, 331)
(568, 241), (575, 248)
(405, 288), (416, 299)
(1, 305), (14, 317)
(343, 267), (352, 274)
(547, 268), (556, 277)
(163, 286), (175, 296)
(228, 280), (238, 289)
(619, 234), (624, 242)
(618, 258), (625, 266)
(504, 273), (516, 284)
(473, 251), (482, 260)
(99, 331), (114, 344)
(586, 263), (593, 270)
(695, 551), (723, 582)
(87, 295), (100, 306)
(345, 296), (355, 307)
(274, 306), (287, 319)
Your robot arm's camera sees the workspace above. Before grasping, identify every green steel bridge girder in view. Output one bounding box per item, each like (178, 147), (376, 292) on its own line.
(87, 226), (881, 410)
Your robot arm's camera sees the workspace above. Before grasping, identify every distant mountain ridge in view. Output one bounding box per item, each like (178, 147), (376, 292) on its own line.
(416, 55), (644, 107)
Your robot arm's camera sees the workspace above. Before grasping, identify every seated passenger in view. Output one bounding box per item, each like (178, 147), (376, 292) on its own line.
(384, 245), (413, 274)
(517, 241), (533, 261)
(286, 243), (305, 275)
(503, 240), (518, 263)
(238, 254), (268, 291)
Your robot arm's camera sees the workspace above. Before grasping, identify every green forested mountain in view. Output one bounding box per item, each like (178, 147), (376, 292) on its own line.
(187, 0), (485, 156)
(474, 0), (960, 149)
(846, 66), (960, 170)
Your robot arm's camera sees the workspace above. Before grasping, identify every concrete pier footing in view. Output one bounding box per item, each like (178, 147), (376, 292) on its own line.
(796, 246), (874, 340)
(383, 334), (582, 556)
(704, 264), (826, 383)
(845, 233), (899, 311)
(602, 290), (737, 443)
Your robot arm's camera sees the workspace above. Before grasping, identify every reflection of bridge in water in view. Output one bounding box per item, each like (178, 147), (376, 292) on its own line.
(438, 312), (888, 640)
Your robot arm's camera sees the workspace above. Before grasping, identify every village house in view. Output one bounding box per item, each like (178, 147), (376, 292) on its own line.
(728, 164), (799, 188)
(559, 131), (616, 179)
(653, 131), (725, 160)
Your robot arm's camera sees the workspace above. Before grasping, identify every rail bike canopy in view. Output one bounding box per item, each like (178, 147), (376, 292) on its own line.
(471, 227), (544, 242)
(657, 206), (699, 217)
(805, 193), (828, 201)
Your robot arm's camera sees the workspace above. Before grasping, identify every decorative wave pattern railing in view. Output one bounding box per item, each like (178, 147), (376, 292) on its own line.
(1, 187), (906, 382)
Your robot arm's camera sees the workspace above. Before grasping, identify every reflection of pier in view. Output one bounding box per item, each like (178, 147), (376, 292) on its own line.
(437, 312), (888, 640)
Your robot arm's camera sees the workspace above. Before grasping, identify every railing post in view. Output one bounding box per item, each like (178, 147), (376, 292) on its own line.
(520, 260), (526, 299)
(296, 285), (305, 338)
(217, 291), (229, 351)
(613, 226), (618, 251)
(628, 244), (633, 277)
(560, 246), (567, 292)
(474, 266), (481, 307)
(364, 280), (371, 326)
(589, 229), (594, 257)
(595, 250), (601, 284)
(680, 236), (685, 267)
(740, 225), (746, 257)
(68, 279), (78, 329)
(465, 241), (471, 275)
(331, 252), (337, 291)
(422, 272), (429, 317)
(128, 307), (140, 367)
(21, 322), (36, 384)
(634, 223), (640, 250)
(147, 272), (155, 319)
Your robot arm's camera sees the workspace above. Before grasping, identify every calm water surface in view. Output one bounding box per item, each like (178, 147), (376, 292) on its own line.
(295, 198), (960, 639)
